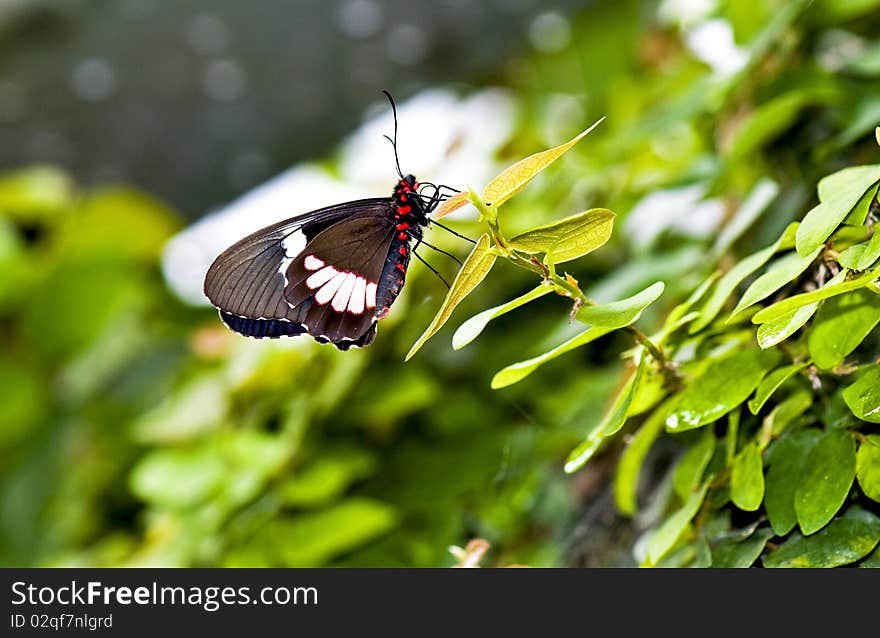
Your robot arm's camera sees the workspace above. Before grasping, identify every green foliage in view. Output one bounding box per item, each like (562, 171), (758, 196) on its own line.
(2, 0), (880, 569)
(432, 0), (880, 568)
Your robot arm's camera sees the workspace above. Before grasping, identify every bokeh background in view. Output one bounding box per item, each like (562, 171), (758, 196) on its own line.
(1, 0), (878, 566)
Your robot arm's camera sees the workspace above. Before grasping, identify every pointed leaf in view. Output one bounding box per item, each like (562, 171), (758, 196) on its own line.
(491, 325), (614, 389)
(711, 178), (779, 258)
(564, 356), (645, 473)
(673, 430), (716, 500)
(576, 281), (665, 328)
(646, 481), (710, 565)
(838, 228), (880, 271)
(795, 429), (856, 535)
(754, 269), (846, 348)
(756, 303), (819, 348)
(666, 348), (780, 432)
(751, 266), (879, 324)
(842, 183), (879, 226)
(510, 209), (615, 264)
(763, 390), (812, 437)
(614, 401), (670, 516)
(432, 191), (471, 220)
(482, 118), (604, 207)
(857, 435), (880, 503)
(796, 165), (880, 257)
(406, 234), (496, 361)
(731, 442), (765, 512)
(729, 248), (822, 319)
(748, 363), (808, 414)
(764, 507), (880, 568)
(711, 527), (774, 568)
(808, 289), (880, 369)
(765, 429), (822, 536)
(690, 223), (797, 333)
(452, 285), (551, 350)
(842, 365), (880, 423)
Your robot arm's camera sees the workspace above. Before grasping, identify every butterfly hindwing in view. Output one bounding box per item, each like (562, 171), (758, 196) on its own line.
(283, 212), (398, 344)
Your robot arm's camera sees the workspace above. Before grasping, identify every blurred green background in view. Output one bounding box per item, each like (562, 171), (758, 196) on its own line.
(1, 0), (878, 567)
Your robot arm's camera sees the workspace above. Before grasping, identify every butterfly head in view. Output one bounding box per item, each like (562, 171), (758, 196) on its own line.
(397, 174), (419, 192)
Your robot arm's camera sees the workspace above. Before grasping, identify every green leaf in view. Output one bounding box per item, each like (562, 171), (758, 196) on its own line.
(673, 430), (715, 500)
(765, 429), (822, 536)
(614, 401), (670, 516)
(576, 281), (665, 328)
(843, 366), (880, 423)
(0, 357), (46, 447)
(731, 442), (765, 512)
(751, 266), (880, 324)
(130, 375), (228, 443)
(838, 229), (880, 271)
(509, 208), (615, 264)
(646, 481), (710, 565)
(754, 268), (847, 348)
(452, 285), (551, 350)
(482, 118), (604, 207)
(0, 165), (75, 221)
(763, 507), (880, 568)
(666, 348), (780, 432)
(279, 451), (377, 508)
(663, 273), (718, 333)
(690, 223), (797, 333)
(406, 234), (496, 361)
(756, 304), (819, 348)
(129, 447), (226, 509)
(564, 356), (646, 473)
(60, 188), (181, 260)
(432, 191), (471, 220)
(725, 91), (832, 162)
(711, 527), (774, 568)
(764, 390), (812, 437)
(491, 325), (613, 389)
(711, 178), (779, 259)
(795, 429), (856, 535)
(808, 289), (880, 369)
(856, 435), (880, 502)
(268, 498), (398, 567)
(493, 282), (665, 390)
(729, 248), (822, 319)
(748, 363), (808, 414)
(842, 182), (879, 226)
(796, 165), (880, 257)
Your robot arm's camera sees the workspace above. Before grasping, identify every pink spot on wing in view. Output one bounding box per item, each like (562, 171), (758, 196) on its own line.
(331, 273), (357, 312)
(315, 271), (346, 305)
(306, 266), (338, 289)
(348, 277), (367, 315)
(303, 254), (324, 271)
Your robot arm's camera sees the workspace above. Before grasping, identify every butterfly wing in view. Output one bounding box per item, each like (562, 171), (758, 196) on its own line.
(203, 198), (396, 348)
(283, 213), (398, 346)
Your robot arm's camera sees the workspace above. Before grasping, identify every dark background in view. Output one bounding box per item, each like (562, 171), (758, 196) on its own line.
(0, 0), (584, 215)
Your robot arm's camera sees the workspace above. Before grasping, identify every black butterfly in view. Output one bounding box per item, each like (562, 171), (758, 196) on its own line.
(203, 94), (463, 350)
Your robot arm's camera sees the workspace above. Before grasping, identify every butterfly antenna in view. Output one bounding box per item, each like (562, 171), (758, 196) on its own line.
(382, 90), (404, 179)
(431, 220), (477, 245)
(412, 248), (451, 289)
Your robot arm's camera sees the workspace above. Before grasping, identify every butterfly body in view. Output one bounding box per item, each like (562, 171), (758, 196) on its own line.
(204, 174), (435, 350)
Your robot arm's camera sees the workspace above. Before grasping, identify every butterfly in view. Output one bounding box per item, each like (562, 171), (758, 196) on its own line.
(203, 93), (464, 350)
